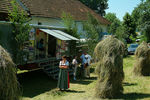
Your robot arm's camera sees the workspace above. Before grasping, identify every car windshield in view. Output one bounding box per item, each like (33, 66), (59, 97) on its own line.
(130, 44), (138, 48)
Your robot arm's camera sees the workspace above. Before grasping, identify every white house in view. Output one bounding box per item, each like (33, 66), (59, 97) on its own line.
(0, 0), (111, 60)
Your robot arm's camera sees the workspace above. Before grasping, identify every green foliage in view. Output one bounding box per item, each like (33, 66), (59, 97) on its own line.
(115, 26), (128, 57)
(139, 1), (150, 42)
(61, 12), (79, 56)
(104, 13), (121, 35)
(104, 14), (128, 56)
(115, 26), (127, 43)
(132, 0), (150, 42)
(104, 12), (117, 23)
(82, 13), (102, 55)
(61, 12), (79, 38)
(122, 13), (136, 39)
(109, 19), (121, 34)
(79, 0), (108, 16)
(138, 35), (147, 43)
(8, 0), (31, 64)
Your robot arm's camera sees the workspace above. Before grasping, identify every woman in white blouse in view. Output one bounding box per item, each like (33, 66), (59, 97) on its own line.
(57, 55), (70, 91)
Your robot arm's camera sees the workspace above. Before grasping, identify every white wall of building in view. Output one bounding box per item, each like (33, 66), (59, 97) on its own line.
(29, 16), (108, 37)
(29, 17), (64, 27)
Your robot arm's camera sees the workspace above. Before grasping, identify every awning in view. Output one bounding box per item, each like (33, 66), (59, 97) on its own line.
(52, 30), (79, 40)
(40, 29), (79, 41)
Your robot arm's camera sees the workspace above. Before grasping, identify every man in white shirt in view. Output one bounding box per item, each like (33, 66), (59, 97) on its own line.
(84, 54), (91, 78)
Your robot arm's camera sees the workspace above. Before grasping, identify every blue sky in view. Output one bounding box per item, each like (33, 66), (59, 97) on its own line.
(106, 0), (141, 21)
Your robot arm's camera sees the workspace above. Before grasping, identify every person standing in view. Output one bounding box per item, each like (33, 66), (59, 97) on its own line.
(72, 56), (78, 80)
(57, 55), (70, 91)
(84, 54), (92, 78)
(37, 38), (45, 58)
(80, 51), (86, 78)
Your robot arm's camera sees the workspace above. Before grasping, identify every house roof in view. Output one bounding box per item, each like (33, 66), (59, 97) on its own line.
(0, 0), (27, 16)
(0, 0), (111, 25)
(0, 0), (22, 20)
(0, 0), (12, 13)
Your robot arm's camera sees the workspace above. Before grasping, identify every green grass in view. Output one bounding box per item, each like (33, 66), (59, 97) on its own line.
(123, 56), (150, 100)
(19, 56), (150, 100)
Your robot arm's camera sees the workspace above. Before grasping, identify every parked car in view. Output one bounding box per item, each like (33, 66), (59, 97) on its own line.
(128, 44), (139, 54)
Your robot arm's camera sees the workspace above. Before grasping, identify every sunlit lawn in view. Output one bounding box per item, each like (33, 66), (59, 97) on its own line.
(19, 55), (150, 100)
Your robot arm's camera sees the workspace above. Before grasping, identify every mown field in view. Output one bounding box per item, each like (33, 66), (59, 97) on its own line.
(19, 56), (150, 100)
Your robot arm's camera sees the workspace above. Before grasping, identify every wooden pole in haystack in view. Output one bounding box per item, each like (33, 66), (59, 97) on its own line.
(94, 36), (125, 99)
(133, 42), (150, 76)
(0, 45), (21, 100)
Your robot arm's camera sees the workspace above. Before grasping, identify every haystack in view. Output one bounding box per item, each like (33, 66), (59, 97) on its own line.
(94, 36), (124, 99)
(133, 42), (150, 76)
(0, 45), (21, 100)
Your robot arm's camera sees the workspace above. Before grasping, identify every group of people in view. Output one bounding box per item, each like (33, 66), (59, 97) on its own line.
(57, 51), (91, 91)
(80, 52), (91, 79)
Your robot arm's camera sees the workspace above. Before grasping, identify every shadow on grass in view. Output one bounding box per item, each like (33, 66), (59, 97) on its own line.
(65, 89), (85, 93)
(17, 70), (57, 98)
(88, 77), (97, 80)
(70, 76), (97, 85)
(123, 82), (137, 86)
(45, 89), (85, 97)
(121, 93), (150, 99)
(71, 79), (92, 85)
(90, 68), (95, 73)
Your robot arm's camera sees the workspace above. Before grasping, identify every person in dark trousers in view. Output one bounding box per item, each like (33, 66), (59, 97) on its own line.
(72, 56), (78, 80)
(80, 51), (86, 78)
(57, 55), (70, 91)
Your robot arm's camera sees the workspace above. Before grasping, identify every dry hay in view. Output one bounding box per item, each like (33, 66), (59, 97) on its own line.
(133, 42), (150, 76)
(94, 36), (125, 99)
(0, 45), (21, 100)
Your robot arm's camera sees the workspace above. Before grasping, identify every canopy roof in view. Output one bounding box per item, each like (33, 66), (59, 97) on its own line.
(40, 29), (79, 41)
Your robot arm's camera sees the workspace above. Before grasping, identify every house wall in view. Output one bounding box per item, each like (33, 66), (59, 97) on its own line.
(28, 17), (65, 28)
(29, 17), (108, 37)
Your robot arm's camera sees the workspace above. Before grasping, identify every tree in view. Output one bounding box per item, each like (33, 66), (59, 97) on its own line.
(131, 6), (142, 27)
(122, 13), (136, 41)
(109, 19), (121, 34)
(79, 0), (108, 16)
(131, 0), (150, 42)
(8, 0), (31, 64)
(115, 26), (127, 43)
(61, 12), (79, 38)
(61, 12), (79, 56)
(82, 13), (102, 55)
(104, 13), (117, 23)
(104, 13), (121, 34)
(139, 0), (150, 42)
(115, 26), (128, 57)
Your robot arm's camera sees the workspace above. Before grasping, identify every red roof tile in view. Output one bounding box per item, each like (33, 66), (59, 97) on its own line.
(0, 0), (27, 16)
(0, 0), (12, 13)
(0, 0), (110, 25)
